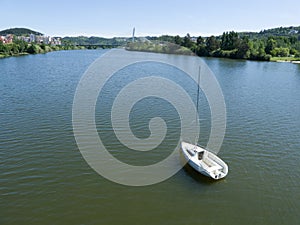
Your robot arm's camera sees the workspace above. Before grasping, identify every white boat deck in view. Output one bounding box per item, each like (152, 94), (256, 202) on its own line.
(201, 156), (222, 172)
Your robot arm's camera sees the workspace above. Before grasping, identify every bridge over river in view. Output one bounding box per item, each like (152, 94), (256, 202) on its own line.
(76, 44), (123, 49)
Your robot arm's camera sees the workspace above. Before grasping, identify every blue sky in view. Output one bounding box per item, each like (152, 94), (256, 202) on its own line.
(1, 0), (299, 37)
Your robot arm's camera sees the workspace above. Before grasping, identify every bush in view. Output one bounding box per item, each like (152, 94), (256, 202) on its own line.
(290, 48), (298, 55)
(212, 49), (238, 59)
(250, 52), (271, 61)
(196, 45), (208, 56)
(271, 47), (289, 57)
(44, 45), (52, 52)
(26, 44), (44, 54)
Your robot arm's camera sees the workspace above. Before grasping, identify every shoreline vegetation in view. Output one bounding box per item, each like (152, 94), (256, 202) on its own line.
(126, 41), (194, 55)
(0, 28), (120, 59)
(0, 41), (119, 59)
(0, 40), (86, 59)
(126, 30), (300, 63)
(1, 26), (300, 62)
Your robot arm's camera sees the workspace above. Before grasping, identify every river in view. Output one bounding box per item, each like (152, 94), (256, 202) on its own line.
(1, 49), (299, 224)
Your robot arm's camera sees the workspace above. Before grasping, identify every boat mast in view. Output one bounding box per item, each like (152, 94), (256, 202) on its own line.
(195, 66), (201, 144)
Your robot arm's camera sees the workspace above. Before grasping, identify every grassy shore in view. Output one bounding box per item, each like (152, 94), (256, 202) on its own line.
(270, 56), (300, 62)
(0, 52), (29, 58)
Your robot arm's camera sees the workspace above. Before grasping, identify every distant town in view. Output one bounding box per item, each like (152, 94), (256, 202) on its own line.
(0, 33), (61, 45)
(0, 28), (79, 58)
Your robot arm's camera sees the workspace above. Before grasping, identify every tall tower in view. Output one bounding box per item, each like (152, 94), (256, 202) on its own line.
(132, 27), (135, 42)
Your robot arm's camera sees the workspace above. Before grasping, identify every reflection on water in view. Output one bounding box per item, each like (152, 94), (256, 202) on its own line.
(1, 50), (300, 225)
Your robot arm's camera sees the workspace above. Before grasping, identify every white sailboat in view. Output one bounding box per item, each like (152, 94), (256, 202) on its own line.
(181, 66), (228, 180)
(181, 142), (228, 180)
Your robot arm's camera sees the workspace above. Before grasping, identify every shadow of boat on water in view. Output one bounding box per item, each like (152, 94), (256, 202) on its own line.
(179, 151), (225, 185)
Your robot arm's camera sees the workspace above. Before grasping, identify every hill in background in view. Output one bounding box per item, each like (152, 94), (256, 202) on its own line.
(59, 25), (300, 41)
(0, 28), (43, 36)
(239, 26), (300, 38)
(1, 25), (299, 41)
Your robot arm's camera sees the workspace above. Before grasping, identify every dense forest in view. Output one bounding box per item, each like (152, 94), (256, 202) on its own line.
(145, 26), (300, 61)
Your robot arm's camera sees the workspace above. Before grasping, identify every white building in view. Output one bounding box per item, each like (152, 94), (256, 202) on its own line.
(29, 34), (35, 42)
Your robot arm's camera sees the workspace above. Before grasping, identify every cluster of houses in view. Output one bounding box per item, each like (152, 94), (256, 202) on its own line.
(289, 29), (299, 35)
(0, 34), (13, 44)
(0, 33), (61, 45)
(18, 34), (62, 45)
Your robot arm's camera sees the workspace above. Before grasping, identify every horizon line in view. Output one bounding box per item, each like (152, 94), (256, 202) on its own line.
(1, 24), (299, 38)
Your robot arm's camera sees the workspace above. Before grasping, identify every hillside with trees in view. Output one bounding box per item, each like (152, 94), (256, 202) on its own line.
(0, 28), (43, 36)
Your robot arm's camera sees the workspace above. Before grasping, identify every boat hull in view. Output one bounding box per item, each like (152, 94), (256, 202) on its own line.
(181, 141), (228, 180)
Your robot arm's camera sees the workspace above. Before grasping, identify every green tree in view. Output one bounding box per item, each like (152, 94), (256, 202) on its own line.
(27, 44), (43, 54)
(290, 48), (298, 55)
(221, 31), (239, 50)
(235, 37), (250, 58)
(206, 36), (220, 53)
(254, 43), (271, 61)
(0, 42), (9, 55)
(26, 44), (36, 54)
(195, 36), (207, 56)
(271, 47), (289, 57)
(196, 36), (204, 45)
(265, 38), (276, 54)
(12, 38), (28, 53)
(221, 32), (229, 50)
(182, 33), (193, 48)
(174, 35), (182, 45)
(196, 45), (208, 56)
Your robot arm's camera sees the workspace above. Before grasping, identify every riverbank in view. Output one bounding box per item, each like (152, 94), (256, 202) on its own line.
(126, 42), (300, 63)
(270, 56), (300, 63)
(0, 52), (29, 58)
(0, 44), (86, 59)
(144, 31), (300, 62)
